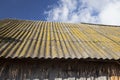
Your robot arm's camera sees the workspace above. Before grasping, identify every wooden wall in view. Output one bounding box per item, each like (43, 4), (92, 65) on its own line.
(0, 58), (120, 80)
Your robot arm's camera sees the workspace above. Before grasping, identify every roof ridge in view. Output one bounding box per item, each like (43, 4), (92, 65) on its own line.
(81, 22), (120, 27)
(1, 18), (120, 27)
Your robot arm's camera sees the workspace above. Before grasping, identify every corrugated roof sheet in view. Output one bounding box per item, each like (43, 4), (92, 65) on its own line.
(0, 19), (120, 60)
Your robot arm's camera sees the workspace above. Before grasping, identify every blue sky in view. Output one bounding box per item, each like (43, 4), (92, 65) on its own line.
(0, 0), (120, 25)
(0, 0), (57, 20)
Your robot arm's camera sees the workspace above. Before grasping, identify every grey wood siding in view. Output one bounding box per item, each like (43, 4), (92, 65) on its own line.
(0, 59), (120, 80)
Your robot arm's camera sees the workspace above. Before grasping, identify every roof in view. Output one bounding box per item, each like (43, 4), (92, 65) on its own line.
(0, 19), (120, 60)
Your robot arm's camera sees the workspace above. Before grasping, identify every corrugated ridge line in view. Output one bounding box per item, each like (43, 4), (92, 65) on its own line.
(35, 22), (44, 58)
(74, 24), (97, 58)
(79, 24), (113, 59)
(63, 24), (82, 58)
(52, 22), (60, 58)
(73, 24), (93, 58)
(25, 22), (39, 57)
(82, 24), (114, 59)
(5, 22), (28, 58)
(60, 23), (78, 58)
(102, 27), (119, 36)
(89, 25), (120, 59)
(91, 24), (120, 43)
(54, 22), (65, 58)
(51, 22), (57, 58)
(99, 26), (120, 42)
(58, 22), (71, 58)
(67, 24), (86, 58)
(101, 42), (119, 59)
(0, 21), (12, 34)
(89, 26), (120, 59)
(0, 21), (19, 37)
(19, 22), (36, 57)
(0, 20), (11, 28)
(45, 22), (51, 58)
(42, 21), (48, 58)
(53, 22), (59, 58)
(14, 22), (35, 58)
(76, 24), (104, 58)
(75, 24), (107, 59)
(0, 22), (21, 57)
(0, 20), (120, 59)
(0, 22), (16, 42)
(67, 24), (90, 58)
(66, 23), (87, 58)
(7, 23), (31, 58)
(31, 21), (42, 58)
(70, 25), (92, 58)
(44, 21), (50, 58)
(12, 22), (29, 57)
(0, 21), (16, 52)
(59, 22), (73, 58)
(37, 21), (44, 58)
(39, 22), (47, 58)
(49, 22), (52, 58)
(93, 24), (119, 58)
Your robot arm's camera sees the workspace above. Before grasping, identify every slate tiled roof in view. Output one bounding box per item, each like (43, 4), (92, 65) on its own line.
(0, 19), (120, 60)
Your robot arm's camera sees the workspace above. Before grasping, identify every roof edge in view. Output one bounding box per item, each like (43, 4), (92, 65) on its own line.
(0, 57), (120, 62)
(81, 22), (120, 27)
(1, 18), (120, 27)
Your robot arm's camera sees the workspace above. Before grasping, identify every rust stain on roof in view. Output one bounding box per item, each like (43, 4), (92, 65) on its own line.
(0, 19), (120, 60)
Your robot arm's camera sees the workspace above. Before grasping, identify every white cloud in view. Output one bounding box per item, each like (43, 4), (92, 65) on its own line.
(45, 0), (120, 25)
(99, 1), (120, 25)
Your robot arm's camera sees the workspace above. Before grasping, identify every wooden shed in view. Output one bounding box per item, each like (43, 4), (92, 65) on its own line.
(0, 19), (120, 80)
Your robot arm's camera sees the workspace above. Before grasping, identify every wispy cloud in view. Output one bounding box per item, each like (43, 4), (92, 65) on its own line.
(45, 0), (120, 25)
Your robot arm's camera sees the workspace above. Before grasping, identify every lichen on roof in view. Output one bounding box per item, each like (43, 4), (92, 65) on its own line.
(0, 19), (120, 60)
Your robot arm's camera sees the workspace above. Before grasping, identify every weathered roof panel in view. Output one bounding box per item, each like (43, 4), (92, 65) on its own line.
(0, 19), (120, 60)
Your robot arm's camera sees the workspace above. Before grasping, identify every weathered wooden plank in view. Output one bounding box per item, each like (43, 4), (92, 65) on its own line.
(0, 59), (120, 80)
